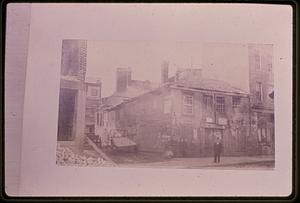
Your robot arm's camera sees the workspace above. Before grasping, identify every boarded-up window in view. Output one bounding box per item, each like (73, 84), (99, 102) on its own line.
(203, 95), (213, 109)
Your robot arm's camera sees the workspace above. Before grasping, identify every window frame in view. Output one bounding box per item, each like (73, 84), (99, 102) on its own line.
(182, 94), (194, 115)
(215, 96), (225, 114)
(90, 87), (99, 97)
(255, 82), (263, 102)
(232, 96), (241, 108)
(254, 50), (262, 71)
(203, 94), (213, 109)
(163, 97), (172, 114)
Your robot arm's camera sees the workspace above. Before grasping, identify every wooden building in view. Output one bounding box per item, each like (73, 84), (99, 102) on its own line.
(96, 68), (252, 157)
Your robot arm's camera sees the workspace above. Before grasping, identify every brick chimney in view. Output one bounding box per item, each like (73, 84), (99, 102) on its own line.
(161, 61), (169, 83)
(116, 67), (131, 92)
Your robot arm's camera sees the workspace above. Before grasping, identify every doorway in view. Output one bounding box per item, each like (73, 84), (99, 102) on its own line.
(57, 88), (77, 141)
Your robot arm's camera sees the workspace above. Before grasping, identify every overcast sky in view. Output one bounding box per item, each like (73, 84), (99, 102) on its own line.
(69, 4), (292, 97)
(42, 4), (284, 96)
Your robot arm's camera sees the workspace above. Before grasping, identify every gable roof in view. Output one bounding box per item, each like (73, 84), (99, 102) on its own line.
(100, 80), (159, 110)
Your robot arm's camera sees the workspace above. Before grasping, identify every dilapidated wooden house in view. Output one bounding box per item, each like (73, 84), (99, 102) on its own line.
(96, 67), (252, 157)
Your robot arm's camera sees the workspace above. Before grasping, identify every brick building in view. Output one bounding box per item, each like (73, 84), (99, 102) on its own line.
(57, 40), (105, 153)
(248, 44), (274, 155)
(57, 39), (87, 152)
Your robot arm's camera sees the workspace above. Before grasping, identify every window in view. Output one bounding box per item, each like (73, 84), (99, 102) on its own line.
(86, 125), (95, 134)
(91, 88), (98, 96)
(100, 113), (103, 126)
(232, 96), (241, 108)
(267, 64), (272, 72)
(203, 95), (213, 109)
(183, 95), (193, 115)
(96, 113), (100, 125)
(216, 96), (225, 114)
(256, 82), (263, 102)
(254, 52), (261, 70)
(163, 98), (171, 114)
(258, 127), (267, 142)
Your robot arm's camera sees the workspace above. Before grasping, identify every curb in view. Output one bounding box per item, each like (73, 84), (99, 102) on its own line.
(200, 159), (275, 168)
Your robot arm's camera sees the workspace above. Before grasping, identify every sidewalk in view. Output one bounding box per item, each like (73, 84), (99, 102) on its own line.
(119, 155), (275, 169)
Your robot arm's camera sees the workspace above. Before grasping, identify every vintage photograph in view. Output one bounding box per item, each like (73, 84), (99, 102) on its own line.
(56, 40), (275, 169)
(6, 2), (293, 197)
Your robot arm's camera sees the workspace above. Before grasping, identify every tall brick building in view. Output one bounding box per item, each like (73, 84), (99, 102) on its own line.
(247, 44), (274, 155)
(57, 40), (87, 152)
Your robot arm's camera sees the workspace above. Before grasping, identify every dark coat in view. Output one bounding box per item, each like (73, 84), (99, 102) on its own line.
(214, 142), (223, 154)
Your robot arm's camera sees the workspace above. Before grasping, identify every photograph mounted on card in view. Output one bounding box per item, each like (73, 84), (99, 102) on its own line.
(12, 3), (292, 197)
(56, 40), (275, 170)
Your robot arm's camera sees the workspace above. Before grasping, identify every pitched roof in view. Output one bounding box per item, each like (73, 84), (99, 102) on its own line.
(100, 80), (159, 110)
(172, 78), (248, 95)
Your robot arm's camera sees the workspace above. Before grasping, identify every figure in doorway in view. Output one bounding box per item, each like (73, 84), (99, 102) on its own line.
(214, 137), (223, 163)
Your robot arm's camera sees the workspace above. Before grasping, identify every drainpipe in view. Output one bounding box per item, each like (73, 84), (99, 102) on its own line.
(248, 95), (252, 155)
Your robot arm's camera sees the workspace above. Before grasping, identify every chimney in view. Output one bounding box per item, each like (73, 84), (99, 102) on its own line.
(175, 68), (184, 82)
(161, 61), (169, 83)
(116, 67), (131, 92)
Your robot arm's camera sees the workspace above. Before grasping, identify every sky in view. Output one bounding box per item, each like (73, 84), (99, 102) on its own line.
(80, 4), (291, 97)
(86, 41), (249, 97)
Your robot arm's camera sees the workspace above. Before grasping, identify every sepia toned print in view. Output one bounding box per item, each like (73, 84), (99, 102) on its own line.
(56, 40), (274, 169)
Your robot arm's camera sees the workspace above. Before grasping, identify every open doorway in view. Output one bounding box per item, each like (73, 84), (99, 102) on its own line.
(57, 88), (77, 141)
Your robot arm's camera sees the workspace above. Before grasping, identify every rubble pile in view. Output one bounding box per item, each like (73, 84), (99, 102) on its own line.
(56, 146), (113, 167)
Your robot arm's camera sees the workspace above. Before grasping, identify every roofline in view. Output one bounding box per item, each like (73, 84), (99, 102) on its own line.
(85, 82), (101, 86)
(106, 83), (170, 111)
(103, 82), (249, 112)
(170, 85), (249, 97)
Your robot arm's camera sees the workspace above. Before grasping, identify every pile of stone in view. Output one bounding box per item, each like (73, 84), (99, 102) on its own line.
(56, 146), (113, 167)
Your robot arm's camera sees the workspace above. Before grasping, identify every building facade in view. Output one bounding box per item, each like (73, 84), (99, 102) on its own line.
(95, 67), (159, 147)
(248, 44), (274, 155)
(57, 39), (87, 152)
(96, 68), (251, 157)
(85, 78), (102, 135)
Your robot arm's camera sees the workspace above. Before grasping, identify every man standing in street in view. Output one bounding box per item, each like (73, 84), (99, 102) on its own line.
(214, 137), (223, 163)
